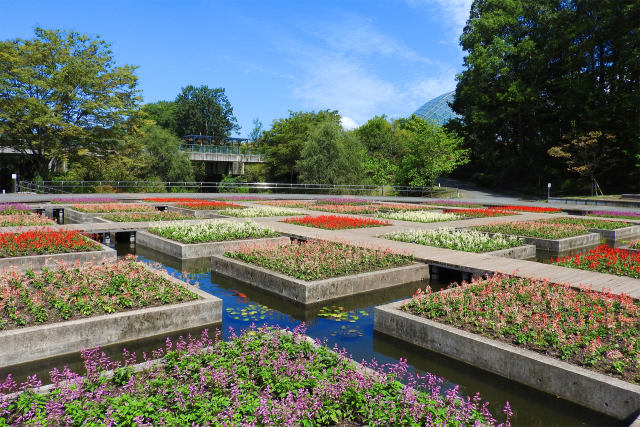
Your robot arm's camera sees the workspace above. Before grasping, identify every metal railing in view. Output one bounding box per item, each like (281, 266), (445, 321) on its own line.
(17, 180), (452, 197)
(179, 144), (261, 156)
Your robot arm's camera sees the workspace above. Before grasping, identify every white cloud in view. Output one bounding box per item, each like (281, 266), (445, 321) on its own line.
(406, 0), (472, 38)
(340, 116), (359, 130)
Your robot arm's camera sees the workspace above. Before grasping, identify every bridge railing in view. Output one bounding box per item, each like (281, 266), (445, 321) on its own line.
(17, 180), (451, 197)
(179, 144), (261, 156)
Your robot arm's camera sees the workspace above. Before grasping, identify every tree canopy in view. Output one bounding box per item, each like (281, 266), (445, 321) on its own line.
(174, 85), (239, 142)
(0, 28), (141, 179)
(452, 0), (640, 192)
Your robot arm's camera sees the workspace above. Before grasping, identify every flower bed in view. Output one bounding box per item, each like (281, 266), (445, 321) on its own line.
(0, 326), (507, 425)
(220, 206), (303, 217)
(283, 215), (390, 230)
(308, 204), (382, 214)
(378, 203), (431, 211)
(629, 240), (640, 250)
(0, 257), (198, 330)
(142, 197), (201, 202)
(51, 197), (119, 204)
(0, 213), (55, 227)
(553, 245), (640, 278)
(148, 220), (279, 243)
(175, 200), (243, 210)
(226, 240), (411, 280)
(494, 205), (562, 213)
(475, 220), (588, 239)
(71, 203), (156, 213)
(0, 203), (31, 215)
(443, 208), (515, 218)
(0, 229), (101, 258)
(422, 200), (484, 208)
(383, 228), (524, 253)
(542, 217), (632, 230)
(102, 212), (195, 222)
(375, 210), (460, 223)
(402, 274), (640, 384)
(258, 200), (315, 208)
(315, 197), (371, 205)
(587, 210), (640, 220)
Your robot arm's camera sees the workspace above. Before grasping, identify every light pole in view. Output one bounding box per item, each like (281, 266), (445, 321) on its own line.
(547, 182), (551, 203)
(11, 174), (17, 193)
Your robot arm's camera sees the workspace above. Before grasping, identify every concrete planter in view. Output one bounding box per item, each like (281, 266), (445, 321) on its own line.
(485, 244), (536, 259)
(0, 264), (221, 367)
(166, 205), (226, 218)
(374, 300), (640, 421)
(137, 231), (289, 259)
(210, 255), (429, 304)
(64, 208), (111, 224)
(588, 225), (640, 242)
(0, 245), (116, 273)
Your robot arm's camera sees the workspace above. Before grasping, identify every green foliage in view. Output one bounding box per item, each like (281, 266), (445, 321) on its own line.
(260, 110), (341, 182)
(138, 124), (194, 182)
(296, 121), (367, 185)
(142, 101), (178, 134)
(0, 28), (141, 180)
(395, 116), (468, 188)
(356, 116), (402, 185)
(174, 85), (239, 141)
(453, 0), (640, 192)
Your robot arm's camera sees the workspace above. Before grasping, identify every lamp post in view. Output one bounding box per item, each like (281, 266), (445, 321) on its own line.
(11, 174), (17, 193)
(547, 182), (551, 203)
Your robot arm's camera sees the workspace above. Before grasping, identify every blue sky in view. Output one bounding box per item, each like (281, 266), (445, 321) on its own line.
(0, 0), (472, 137)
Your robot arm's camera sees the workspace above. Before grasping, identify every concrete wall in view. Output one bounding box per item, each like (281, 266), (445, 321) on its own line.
(211, 255), (429, 304)
(486, 244), (536, 260)
(0, 264), (222, 367)
(137, 231), (288, 259)
(64, 208), (111, 224)
(521, 232), (600, 252)
(0, 246), (116, 272)
(374, 300), (640, 421)
(589, 225), (640, 242)
(165, 205), (226, 218)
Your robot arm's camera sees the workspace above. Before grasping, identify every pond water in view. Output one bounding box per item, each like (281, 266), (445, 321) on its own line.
(0, 241), (621, 426)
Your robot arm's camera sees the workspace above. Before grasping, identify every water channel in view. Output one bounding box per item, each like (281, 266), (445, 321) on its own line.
(0, 241), (621, 426)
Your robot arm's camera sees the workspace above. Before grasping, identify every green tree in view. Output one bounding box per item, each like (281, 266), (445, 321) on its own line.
(0, 28), (141, 180)
(453, 0), (640, 191)
(296, 121), (366, 185)
(260, 110), (341, 182)
(142, 101), (177, 134)
(395, 116), (468, 188)
(174, 85), (239, 142)
(138, 124), (194, 182)
(248, 118), (263, 142)
(356, 116), (403, 185)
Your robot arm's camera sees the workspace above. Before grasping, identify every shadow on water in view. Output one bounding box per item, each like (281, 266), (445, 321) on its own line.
(0, 241), (623, 426)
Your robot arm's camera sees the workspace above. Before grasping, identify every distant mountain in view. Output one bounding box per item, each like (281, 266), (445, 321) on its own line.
(413, 91), (459, 126)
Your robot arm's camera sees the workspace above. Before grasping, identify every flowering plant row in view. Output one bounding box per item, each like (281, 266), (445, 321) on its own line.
(258, 200), (315, 208)
(51, 197), (119, 204)
(475, 220), (587, 239)
(103, 212), (195, 222)
(148, 220), (279, 243)
(378, 203), (430, 211)
(226, 240), (411, 280)
(0, 203), (31, 215)
(587, 210), (640, 220)
(422, 200), (484, 207)
(384, 228), (524, 253)
(0, 257), (197, 330)
(442, 208), (515, 218)
(0, 326), (508, 425)
(0, 229), (101, 258)
(71, 203), (156, 213)
(0, 213), (55, 227)
(493, 205), (562, 213)
(375, 210), (460, 223)
(542, 216), (632, 230)
(220, 206), (303, 217)
(315, 197), (371, 205)
(403, 274), (640, 383)
(283, 215), (390, 230)
(553, 245), (640, 278)
(175, 200), (244, 210)
(308, 203), (382, 214)
(629, 240), (640, 250)
(143, 197), (202, 202)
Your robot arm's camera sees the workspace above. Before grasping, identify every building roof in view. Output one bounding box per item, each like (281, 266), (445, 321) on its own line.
(413, 91), (459, 126)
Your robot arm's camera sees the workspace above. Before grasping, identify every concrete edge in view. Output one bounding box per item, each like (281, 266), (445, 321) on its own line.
(374, 300), (640, 420)
(0, 246), (116, 273)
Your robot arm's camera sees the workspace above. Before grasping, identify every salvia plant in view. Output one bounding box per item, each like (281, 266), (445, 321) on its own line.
(149, 220), (279, 243)
(383, 228), (524, 253)
(374, 210), (460, 223)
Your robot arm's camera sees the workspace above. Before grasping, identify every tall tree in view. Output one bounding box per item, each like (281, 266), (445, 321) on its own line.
(453, 0), (640, 191)
(259, 110), (341, 182)
(296, 121), (366, 185)
(0, 28), (141, 179)
(356, 115), (403, 186)
(395, 116), (468, 188)
(174, 85), (239, 142)
(142, 101), (178, 134)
